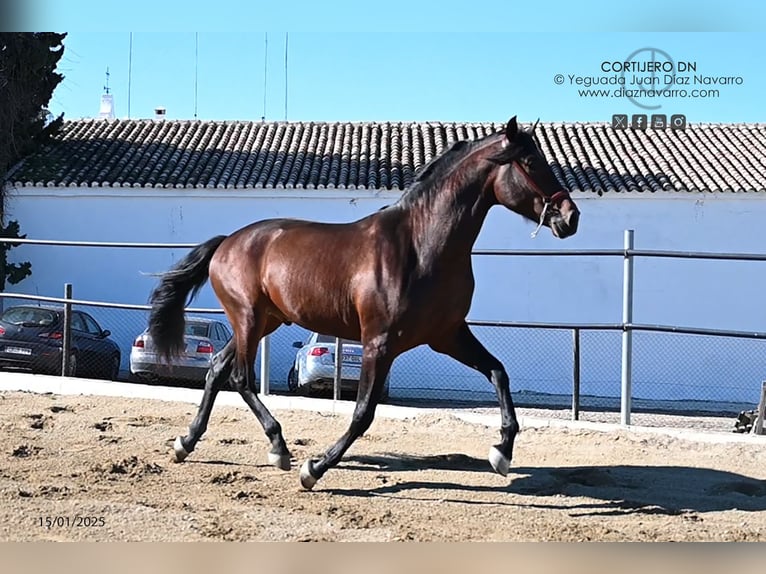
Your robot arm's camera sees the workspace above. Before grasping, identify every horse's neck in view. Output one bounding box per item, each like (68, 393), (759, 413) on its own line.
(408, 175), (495, 264)
(401, 137), (502, 265)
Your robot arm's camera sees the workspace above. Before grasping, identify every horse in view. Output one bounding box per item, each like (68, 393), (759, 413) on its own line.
(148, 116), (580, 490)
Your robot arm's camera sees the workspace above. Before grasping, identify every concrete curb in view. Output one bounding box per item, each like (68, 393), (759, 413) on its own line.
(1, 371), (764, 446)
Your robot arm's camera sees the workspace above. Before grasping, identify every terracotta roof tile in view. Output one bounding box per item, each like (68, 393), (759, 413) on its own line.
(7, 119), (766, 193)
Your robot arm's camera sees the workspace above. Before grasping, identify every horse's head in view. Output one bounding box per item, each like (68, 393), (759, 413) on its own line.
(488, 116), (579, 239)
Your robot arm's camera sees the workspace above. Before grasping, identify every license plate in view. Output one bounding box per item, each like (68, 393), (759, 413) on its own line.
(5, 346), (31, 356)
(342, 354), (362, 364)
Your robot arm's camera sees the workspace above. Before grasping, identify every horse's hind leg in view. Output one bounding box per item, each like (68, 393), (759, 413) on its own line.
(229, 314), (292, 471)
(430, 322), (519, 477)
(173, 339), (235, 462)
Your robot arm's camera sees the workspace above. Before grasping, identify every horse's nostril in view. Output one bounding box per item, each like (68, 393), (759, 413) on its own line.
(568, 209), (580, 232)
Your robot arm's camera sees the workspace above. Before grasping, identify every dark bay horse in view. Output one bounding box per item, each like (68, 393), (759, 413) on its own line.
(148, 116), (580, 490)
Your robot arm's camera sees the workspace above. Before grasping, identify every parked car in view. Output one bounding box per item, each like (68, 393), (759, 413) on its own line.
(287, 332), (390, 401)
(130, 316), (232, 385)
(0, 305), (121, 380)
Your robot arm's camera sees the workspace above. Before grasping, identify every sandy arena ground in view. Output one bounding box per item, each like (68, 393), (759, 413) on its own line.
(1, 387), (765, 542)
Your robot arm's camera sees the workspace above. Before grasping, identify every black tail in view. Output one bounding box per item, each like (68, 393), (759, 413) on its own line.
(148, 235), (227, 361)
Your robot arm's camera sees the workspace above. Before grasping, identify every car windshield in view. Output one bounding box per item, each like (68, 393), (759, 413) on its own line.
(1, 307), (57, 327)
(185, 322), (209, 337)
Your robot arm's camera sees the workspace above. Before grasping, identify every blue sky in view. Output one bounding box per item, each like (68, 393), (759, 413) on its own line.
(22, 1), (766, 124)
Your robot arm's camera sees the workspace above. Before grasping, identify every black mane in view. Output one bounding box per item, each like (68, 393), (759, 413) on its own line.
(396, 130), (505, 208)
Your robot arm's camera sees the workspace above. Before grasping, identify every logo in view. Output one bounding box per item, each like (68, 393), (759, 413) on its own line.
(620, 47), (675, 110)
(631, 114), (647, 130)
(612, 114), (628, 129)
(651, 114), (667, 129)
(670, 114), (687, 130)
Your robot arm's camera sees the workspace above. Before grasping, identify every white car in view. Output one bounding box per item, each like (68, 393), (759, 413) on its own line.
(287, 332), (390, 401)
(130, 316), (232, 385)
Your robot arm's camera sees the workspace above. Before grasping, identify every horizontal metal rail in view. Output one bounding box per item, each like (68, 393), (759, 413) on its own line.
(467, 319), (624, 331)
(469, 319), (766, 340)
(627, 322), (766, 340)
(473, 248), (766, 262)
(629, 249), (766, 262)
(4, 292), (765, 341)
(2, 238), (199, 249)
(7, 238), (766, 262)
(472, 249), (624, 257)
(0, 292), (223, 314)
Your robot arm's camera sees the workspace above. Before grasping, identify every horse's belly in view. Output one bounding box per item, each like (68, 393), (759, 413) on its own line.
(261, 254), (362, 339)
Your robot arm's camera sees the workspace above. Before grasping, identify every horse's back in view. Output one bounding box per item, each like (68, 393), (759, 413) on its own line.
(234, 216), (375, 260)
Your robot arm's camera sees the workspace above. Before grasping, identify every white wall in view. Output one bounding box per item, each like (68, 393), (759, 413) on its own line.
(7, 186), (766, 407)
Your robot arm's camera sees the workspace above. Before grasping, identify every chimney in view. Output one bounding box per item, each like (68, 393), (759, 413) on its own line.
(99, 93), (115, 119)
(154, 107), (167, 120)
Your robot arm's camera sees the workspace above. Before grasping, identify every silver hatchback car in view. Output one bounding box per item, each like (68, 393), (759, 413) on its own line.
(287, 332), (390, 401)
(130, 316), (232, 385)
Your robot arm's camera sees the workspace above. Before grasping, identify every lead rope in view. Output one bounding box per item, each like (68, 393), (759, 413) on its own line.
(530, 201), (550, 239)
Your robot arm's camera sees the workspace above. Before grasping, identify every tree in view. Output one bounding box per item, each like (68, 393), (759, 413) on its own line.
(0, 219), (31, 291)
(0, 32), (67, 292)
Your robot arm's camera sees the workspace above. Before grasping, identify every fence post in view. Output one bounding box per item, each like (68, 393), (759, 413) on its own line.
(259, 335), (270, 395)
(620, 229), (635, 425)
(572, 328), (580, 421)
(61, 283), (73, 377)
(753, 381), (766, 435)
(333, 337), (343, 401)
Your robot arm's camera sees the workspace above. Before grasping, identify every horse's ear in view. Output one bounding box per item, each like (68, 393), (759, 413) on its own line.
(505, 116), (518, 141)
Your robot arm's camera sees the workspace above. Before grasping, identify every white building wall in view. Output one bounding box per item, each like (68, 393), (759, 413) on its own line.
(6, 186), (766, 406)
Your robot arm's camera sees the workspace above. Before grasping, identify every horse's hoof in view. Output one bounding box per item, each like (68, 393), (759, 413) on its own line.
(268, 451), (292, 471)
(300, 460), (318, 490)
(488, 445), (510, 477)
(173, 436), (190, 463)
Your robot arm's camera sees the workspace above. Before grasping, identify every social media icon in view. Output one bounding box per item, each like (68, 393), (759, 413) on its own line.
(651, 114), (667, 129)
(671, 114), (687, 129)
(612, 114), (628, 129)
(631, 114), (647, 130)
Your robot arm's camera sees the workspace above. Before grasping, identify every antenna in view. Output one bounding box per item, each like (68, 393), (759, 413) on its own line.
(127, 33), (133, 118)
(262, 32), (268, 122)
(284, 33), (288, 121)
(99, 66), (116, 119)
(194, 32), (199, 119)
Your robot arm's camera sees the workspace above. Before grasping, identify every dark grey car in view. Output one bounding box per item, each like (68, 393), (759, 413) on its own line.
(0, 305), (121, 379)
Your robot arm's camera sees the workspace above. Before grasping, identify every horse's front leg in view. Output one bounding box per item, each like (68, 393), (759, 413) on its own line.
(300, 335), (393, 490)
(430, 322), (520, 476)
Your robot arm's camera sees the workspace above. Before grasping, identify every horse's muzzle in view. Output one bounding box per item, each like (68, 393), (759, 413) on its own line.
(550, 207), (579, 239)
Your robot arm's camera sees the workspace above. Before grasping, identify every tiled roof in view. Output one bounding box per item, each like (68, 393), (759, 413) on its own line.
(7, 118), (766, 193)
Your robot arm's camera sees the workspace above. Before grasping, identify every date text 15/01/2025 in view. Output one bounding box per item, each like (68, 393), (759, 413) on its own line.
(38, 516), (106, 528)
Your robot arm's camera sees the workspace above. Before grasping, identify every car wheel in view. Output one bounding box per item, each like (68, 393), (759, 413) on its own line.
(67, 353), (77, 377)
(106, 355), (120, 381)
(292, 366), (311, 396)
(287, 366), (298, 392)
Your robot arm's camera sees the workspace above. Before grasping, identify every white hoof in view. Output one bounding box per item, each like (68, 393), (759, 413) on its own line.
(173, 436), (190, 463)
(300, 460), (318, 490)
(488, 446), (510, 477)
(268, 452), (291, 471)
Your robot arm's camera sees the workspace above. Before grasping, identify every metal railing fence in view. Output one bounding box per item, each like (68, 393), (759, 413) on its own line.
(3, 230), (766, 430)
